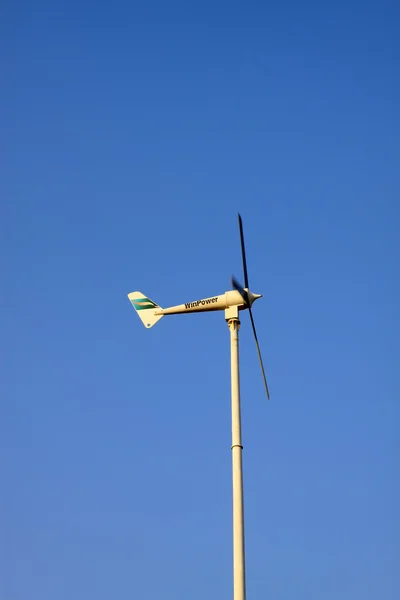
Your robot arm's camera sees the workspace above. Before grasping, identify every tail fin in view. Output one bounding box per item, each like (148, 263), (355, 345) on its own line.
(128, 292), (164, 328)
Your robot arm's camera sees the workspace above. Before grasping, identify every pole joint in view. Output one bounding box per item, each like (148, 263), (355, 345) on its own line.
(227, 318), (240, 332)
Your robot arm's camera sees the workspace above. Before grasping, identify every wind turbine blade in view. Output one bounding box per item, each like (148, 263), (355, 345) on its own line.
(231, 275), (249, 304)
(238, 213), (249, 289)
(248, 307), (270, 400)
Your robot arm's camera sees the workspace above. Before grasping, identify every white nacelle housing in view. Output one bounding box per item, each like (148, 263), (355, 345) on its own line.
(159, 289), (245, 316)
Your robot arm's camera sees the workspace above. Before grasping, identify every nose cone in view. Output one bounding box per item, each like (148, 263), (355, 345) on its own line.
(246, 290), (262, 306)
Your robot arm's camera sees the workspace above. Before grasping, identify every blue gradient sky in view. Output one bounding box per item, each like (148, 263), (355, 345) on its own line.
(2, 1), (399, 599)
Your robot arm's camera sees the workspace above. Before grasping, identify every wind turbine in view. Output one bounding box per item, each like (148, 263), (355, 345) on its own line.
(128, 214), (270, 600)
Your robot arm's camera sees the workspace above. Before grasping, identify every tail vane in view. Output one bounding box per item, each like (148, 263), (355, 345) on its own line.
(128, 292), (164, 328)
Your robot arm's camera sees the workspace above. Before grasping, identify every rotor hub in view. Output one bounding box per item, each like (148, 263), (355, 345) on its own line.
(245, 289), (262, 306)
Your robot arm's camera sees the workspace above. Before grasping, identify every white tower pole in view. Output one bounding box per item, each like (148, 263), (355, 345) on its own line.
(226, 305), (246, 600)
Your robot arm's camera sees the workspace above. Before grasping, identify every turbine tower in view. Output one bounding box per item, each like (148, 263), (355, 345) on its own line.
(128, 214), (270, 600)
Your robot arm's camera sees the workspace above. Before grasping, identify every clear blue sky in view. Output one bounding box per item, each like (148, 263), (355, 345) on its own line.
(2, 1), (399, 598)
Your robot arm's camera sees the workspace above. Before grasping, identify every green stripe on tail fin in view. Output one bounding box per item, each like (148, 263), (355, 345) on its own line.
(128, 292), (163, 328)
